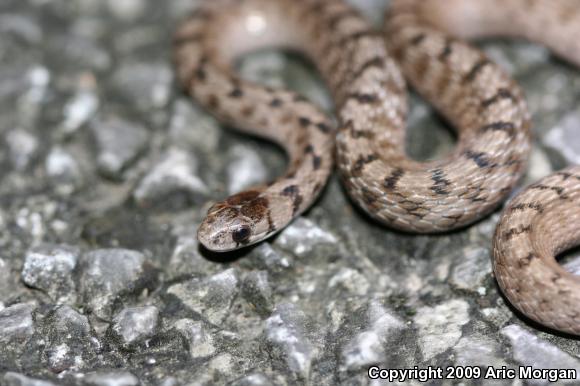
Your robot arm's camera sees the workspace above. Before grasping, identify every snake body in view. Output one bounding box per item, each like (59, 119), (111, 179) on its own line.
(174, 0), (580, 334)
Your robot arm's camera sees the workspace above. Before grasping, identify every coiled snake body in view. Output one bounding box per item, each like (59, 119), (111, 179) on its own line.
(174, 0), (580, 334)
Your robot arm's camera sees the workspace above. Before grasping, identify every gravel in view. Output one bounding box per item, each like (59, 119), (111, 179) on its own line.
(1, 0), (580, 384)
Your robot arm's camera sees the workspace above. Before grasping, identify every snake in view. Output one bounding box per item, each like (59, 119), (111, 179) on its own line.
(173, 0), (580, 335)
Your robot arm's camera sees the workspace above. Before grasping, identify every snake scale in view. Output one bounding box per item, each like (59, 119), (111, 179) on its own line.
(173, 0), (580, 335)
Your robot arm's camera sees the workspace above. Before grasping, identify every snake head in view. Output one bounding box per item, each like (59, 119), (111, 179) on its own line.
(197, 190), (270, 252)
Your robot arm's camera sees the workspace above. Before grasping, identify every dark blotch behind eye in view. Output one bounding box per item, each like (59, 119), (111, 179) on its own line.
(232, 225), (251, 244)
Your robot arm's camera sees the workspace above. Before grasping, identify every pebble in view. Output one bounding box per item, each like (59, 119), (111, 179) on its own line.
(414, 299), (470, 360)
(0, 303), (36, 366)
(265, 303), (316, 382)
(501, 325), (580, 384)
(227, 144), (268, 195)
(133, 148), (208, 206)
(274, 218), (338, 257)
(173, 319), (217, 359)
(21, 244), (80, 303)
(62, 89), (99, 135)
(45, 147), (83, 189)
(91, 116), (148, 178)
(229, 373), (275, 386)
(42, 305), (99, 373)
(543, 111), (580, 165)
(3, 372), (57, 386)
(450, 247), (492, 292)
(77, 249), (158, 319)
(167, 268), (239, 325)
(112, 61), (172, 110)
(110, 305), (159, 347)
(340, 300), (405, 372)
(6, 129), (39, 171)
(82, 371), (139, 386)
(242, 271), (274, 317)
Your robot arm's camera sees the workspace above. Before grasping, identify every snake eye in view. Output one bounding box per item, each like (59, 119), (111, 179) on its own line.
(231, 225), (251, 244)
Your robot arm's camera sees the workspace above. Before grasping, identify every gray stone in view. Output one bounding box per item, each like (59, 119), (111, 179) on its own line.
(242, 271), (274, 317)
(91, 117), (148, 178)
(133, 148), (208, 206)
(227, 144), (268, 195)
(112, 61), (172, 110)
(245, 243), (294, 275)
(21, 244), (80, 303)
(339, 300), (405, 372)
(450, 247), (492, 293)
(82, 371), (139, 386)
(265, 303), (316, 382)
(501, 325), (580, 385)
(0, 258), (19, 303)
(168, 100), (221, 153)
(174, 319), (217, 359)
(78, 249), (158, 319)
(110, 305), (159, 347)
(107, 0), (146, 21)
(3, 372), (57, 386)
(0, 303), (36, 366)
(45, 147), (83, 188)
(543, 110), (580, 165)
(61, 89), (99, 135)
(414, 299), (470, 360)
(274, 217), (338, 257)
(228, 373), (274, 386)
(6, 129), (39, 171)
(41, 305), (100, 373)
(167, 268), (239, 325)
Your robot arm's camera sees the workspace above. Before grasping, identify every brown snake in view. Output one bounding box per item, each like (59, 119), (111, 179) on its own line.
(173, 0), (580, 334)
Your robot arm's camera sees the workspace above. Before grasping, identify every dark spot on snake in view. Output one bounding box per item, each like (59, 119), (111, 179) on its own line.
(207, 94), (219, 110)
(410, 33), (426, 45)
(503, 225), (532, 240)
(270, 98), (283, 107)
(226, 190), (262, 206)
(439, 39), (453, 60)
(340, 30), (381, 45)
(431, 168), (452, 195)
(299, 117), (311, 127)
(509, 202), (544, 213)
(312, 155), (322, 170)
(383, 168), (405, 191)
(531, 184), (566, 198)
(241, 106), (255, 118)
(351, 56), (384, 81)
(352, 154), (378, 176)
(195, 66), (207, 82)
(464, 150), (492, 168)
(480, 121), (516, 136)
(482, 88), (515, 108)
(348, 93), (378, 104)
(281, 185), (299, 197)
(464, 58), (491, 83)
(281, 184), (303, 216)
(229, 88), (244, 98)
(240, 197), (269, 221)
(316, 122), (332, 134)
(361, 186), (379, 205)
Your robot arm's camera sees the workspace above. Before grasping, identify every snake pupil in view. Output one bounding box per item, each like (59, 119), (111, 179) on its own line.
(232, 226), (251, 244)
